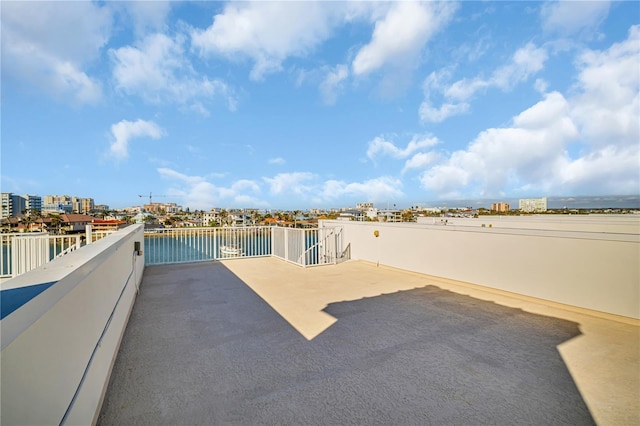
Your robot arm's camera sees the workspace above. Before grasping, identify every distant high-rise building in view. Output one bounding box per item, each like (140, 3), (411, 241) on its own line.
(72, 197), (81, 213)
(81, 198), (94, 213)
(1, 193), (12, 219)
(24, 195), (42, 213)
(12, 195), (26, 216)
(44, 195), (73, 213)
(356, 202), (374, 210)
(519, 197), (547, 213)
(1, 193), (41, 217)
(491, 202), (510, 212)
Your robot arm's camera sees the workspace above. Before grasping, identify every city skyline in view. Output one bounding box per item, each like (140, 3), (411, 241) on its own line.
(3, 190), (640, 214)
(2, 1), (638, 210)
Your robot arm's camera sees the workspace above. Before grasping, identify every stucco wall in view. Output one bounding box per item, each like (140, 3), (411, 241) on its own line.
(322, 219), (639, 320)
(1, 224), (144, 425)
(417, 214), (640, 234)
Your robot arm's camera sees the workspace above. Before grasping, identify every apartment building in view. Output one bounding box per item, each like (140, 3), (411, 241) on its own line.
(1, 193), (42, 218)
(519, 197), (547, 213)
(491, 202), (510, 212)
(43, 195), (94, 214)
(1, 193), (12, 219)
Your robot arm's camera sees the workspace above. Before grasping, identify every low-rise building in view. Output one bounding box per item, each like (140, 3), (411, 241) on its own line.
(61, 214), (97, 233)
(202, 209), (222, 227)
(337, 209), (366, 221)
(91, 219), (127, 232)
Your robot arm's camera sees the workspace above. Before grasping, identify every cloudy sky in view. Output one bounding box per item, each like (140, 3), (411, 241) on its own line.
(2, 1), (638, 210)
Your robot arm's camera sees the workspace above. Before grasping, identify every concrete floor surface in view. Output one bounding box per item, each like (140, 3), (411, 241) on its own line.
(99, 258), (639, 425)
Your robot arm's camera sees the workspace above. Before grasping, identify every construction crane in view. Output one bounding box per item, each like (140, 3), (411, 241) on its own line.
(138, 192), (167, 205)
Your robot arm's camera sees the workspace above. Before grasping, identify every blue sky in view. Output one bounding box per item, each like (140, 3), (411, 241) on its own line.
(2, 1), (638, 210)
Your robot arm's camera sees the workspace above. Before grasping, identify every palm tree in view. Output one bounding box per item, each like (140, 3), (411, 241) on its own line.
(50, 214), (65, 234)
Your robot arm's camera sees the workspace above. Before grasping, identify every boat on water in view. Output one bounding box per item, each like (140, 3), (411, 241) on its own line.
(219, 245), (243, 256)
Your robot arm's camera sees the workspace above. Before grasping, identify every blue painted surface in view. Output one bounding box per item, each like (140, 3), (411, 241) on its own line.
(0, 281), (56, 320)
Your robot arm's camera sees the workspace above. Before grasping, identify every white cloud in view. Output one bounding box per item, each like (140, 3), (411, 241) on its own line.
(109, 119), (165, 160)
(534, 78), (548, 94)
(570, 25), (640, 149)
(541, 1), (610, 36)
(263, 172), (316, 195)
(320, 64), (349, 105)
(268, 157), (286, 165)
(112, 1), (173, 36)
(218, 179), (262, 199)
(419, 27), (640, 199)
(418, 102), (470, 123)
(318, 177), (404, 203)
(352, 1), (456, 76)
(402, 152), (440, 174)
(492, 43), (548, 90)
(158, 168), (266, 209)
(260, 172), (404, 205)
(191, 1), (340, 80)
(1, 1), (111, 104)
(110, 33), (236, 113)
(420, 92), (579, 197)
(420, 43), (548, 122)
(159, 166), (404, 208)
(560, 145), (639, 195)
(367, 134), (439, 161)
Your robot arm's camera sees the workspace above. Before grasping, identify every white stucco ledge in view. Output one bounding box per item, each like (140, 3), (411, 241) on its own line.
(1, 224), (145, 426)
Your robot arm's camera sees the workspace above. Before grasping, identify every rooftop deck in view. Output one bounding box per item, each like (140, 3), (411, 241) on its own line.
(99, 257), (639, 425)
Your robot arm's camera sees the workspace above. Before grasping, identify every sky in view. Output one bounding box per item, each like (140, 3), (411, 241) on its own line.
(1, 1), (639, 210)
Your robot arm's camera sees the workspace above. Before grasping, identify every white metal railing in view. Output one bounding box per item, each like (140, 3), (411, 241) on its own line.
(144, 226), (273, 265)
(287, 228), (344, 266)
(1, 233), (18, 278)
(302, 226), (348, 266)
(259, 226), (346, 267)
(1, 226), (115, 280)
(0, 225), (347, 279)
(50, 235), (83, 259)
(91, 230), (115, 243)
(144, 226), (346, 267)
(10, 233), (50, 278)
(1, 233), (82, 280)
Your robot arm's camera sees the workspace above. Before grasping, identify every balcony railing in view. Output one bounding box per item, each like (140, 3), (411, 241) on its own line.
(1, 225), (347, 281)
(144, 226), (347, 267)
(1, 228), (114, 281)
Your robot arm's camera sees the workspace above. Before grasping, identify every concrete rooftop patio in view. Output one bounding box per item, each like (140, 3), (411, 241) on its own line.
(98, 257), (639, 425)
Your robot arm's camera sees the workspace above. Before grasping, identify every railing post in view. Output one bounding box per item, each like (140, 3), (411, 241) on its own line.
(270, 226), (274, 256)
(85, 224), (93, 244)
(301, 229), (306, 267)
(284, 227), (289, 262)
(213, 227), (218, 260)
(11, 237), (19, 278)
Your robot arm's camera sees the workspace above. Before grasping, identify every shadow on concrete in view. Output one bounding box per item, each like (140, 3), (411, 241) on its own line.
(99, 262), (593, 425)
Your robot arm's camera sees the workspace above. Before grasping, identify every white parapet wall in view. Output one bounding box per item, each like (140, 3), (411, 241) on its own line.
(321, 217), (640, 320)
(1, 224), (145, 425)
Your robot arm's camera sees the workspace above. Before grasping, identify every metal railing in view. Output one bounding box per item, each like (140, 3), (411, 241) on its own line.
(272, 226), (346, 267)
(1, 225), (348, 280)
(144, 226), (347, 267)
(144, 227), (273, 265)
(50, 235), (83, 258)
(10, 233), (50, 278)
(1, 227), (115, 281)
